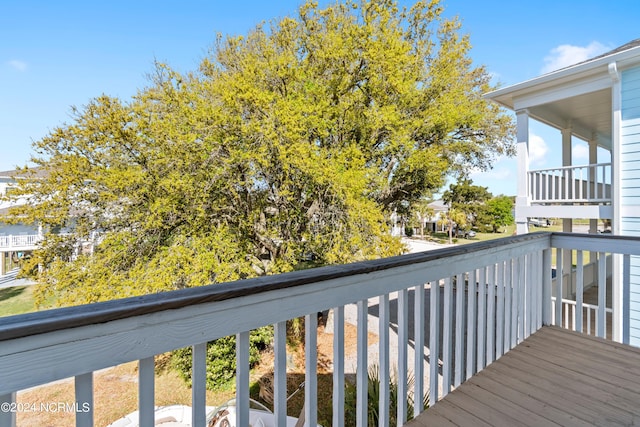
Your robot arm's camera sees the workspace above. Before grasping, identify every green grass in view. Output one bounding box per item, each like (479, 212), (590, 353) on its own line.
(0, 285), (37, 317)
(469, 224), (517, 242)
(423, 224), (517, 244)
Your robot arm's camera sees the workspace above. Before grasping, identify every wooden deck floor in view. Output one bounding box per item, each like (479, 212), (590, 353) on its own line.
(409, 326), (640, 426)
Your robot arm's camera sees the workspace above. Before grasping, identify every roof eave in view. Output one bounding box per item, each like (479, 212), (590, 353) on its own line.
(484, 45), (640, 111)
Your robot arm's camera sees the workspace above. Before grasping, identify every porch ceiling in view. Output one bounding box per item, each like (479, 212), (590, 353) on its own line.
(528, 88), (612, 150)
(486, 39), (640, 154)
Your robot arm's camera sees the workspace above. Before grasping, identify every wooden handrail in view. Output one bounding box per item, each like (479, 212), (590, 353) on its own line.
(0, 232), (551, 342)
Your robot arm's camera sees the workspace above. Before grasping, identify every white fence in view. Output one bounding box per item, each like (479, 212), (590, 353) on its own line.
(1, 232), (639, 426)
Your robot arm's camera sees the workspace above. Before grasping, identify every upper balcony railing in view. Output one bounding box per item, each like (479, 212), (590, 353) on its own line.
(528, 163), (611, 204)
(1, 232), (639, 427)
(0, 234), (41, 250)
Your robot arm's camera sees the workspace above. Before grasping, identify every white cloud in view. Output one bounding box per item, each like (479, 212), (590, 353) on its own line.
(573, 142), (589, 161)
(7, 59), (28, 71)
(529, 133), (548, 166)
(541, 41), (610, 74)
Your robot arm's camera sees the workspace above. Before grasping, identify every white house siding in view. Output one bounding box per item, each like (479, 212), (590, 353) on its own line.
(621, 66), (640, 346)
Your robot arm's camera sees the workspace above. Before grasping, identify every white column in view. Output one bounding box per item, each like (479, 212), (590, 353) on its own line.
(589, 138), (599, 290)
(561, 128), (573, 297)
(589, 138), (599, 233)
(610, 62), (623, 342)
(516, 109), (530, 235)
(562, 127), (573, 226)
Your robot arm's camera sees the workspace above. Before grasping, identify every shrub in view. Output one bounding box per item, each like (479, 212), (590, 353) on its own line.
(344, 365), (428, 426)
(172, 326), (273, 390)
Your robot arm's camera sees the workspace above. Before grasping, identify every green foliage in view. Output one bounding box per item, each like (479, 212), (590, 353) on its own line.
(4, 0), (513, 308)
(345, 364), (428, 426)
(3, 0), (514, 393)
(440, 178), (514, 234)
(477, 195), (514, 233)
(438, 207), (467, 244)
(286, 317), (306, 347)
(2, 0), (514, 390)
(171, 326), (273, 390)
(442, 177), (492, 226)
(442, 178), (492, 207)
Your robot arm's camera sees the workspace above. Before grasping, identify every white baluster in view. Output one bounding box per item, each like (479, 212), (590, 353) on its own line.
(356, 300), (367, 427)
(274, 322), (287, 427)
(139, 357), (154, 427)
(378, 296), (390, 427)
(304, 313), (318, 427)
(414, 284), (425, 414)
(442, 277), (453, 395)
(477, 268), (486, 371)
(75, 372), (93, 427)
(398, 289), (409, 425)
(597, 254), (606, 338)
(496, 262), (505, 359)
(576, 251), (584, 333)
(0, 393), (16, 427)
(236, 332), (250, 427)
(192, 343), (207, 427)
(466, 270), (477, 379)
(454, 273), (465, 387)
(429, 281), (440, 406)
(486, 265), (496, 364)
(333, 307), (345, 427)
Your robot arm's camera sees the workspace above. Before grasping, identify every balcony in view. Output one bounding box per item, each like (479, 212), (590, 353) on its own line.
(1, 232), (640, 426)
(0, 234), (41, 252)
(523, 163), (613, 221)
(528, 163), (611, 205)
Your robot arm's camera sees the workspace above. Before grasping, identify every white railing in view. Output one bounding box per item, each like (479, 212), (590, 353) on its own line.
(551, 298), (613, 338)
(528, 163), (611, 204)
(0, 234), (41, 249)
(1, 232), (639, 427)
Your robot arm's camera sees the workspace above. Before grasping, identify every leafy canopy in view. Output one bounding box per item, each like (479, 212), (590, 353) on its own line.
(477, 195), (514, 233)
(5, 0), (514, 307)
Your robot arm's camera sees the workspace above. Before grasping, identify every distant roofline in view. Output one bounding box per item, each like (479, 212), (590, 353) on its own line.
(0, 167), (47, 179)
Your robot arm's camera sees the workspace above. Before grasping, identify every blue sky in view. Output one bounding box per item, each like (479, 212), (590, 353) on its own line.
(2, 0), (640, 196)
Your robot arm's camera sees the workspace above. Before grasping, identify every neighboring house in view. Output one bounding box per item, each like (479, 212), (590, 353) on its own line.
(390, 200), (448, 237)
(485, 38), (640, 345)
(423, 200), (448, 234)
(0, 169), (42, 275)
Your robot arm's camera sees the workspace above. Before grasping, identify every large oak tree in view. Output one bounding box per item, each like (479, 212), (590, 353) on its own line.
(5, 0), (514, 307)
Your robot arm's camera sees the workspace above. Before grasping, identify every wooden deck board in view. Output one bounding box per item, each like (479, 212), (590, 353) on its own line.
(503, 346), (640, 410)
(492, 353), (637, 425)
(513, 336), (640, 391)
(525, 329), (640, 372)
(466, 375), (592, 427)
(408, 326), (640, 426)
(480, 360), (629, 425)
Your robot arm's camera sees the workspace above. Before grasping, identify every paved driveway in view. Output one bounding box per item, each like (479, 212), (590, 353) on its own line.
(339, 238), (450, 397)
(0, 269), (34, 289)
